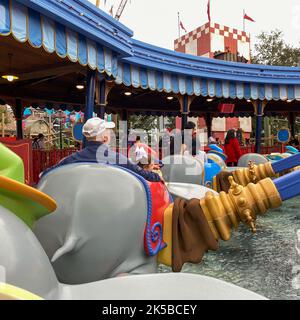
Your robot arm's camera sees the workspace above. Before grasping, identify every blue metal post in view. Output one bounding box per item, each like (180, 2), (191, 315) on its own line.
(205, 113), (212, 140)
(85, 70), (96, 122)
(83, 70), (96, 147)
(274, 170), (300, 201)
(181, 95), (188, 131)
(255, 101), (263, 154)
(99, 80), (106, 119)
(272, 152), (300, 174)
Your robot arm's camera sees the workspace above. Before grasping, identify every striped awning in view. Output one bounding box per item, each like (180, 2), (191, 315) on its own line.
(0, 0), (118, 77)
(115, 62), (300, 101)
(1, 0), (300, 102)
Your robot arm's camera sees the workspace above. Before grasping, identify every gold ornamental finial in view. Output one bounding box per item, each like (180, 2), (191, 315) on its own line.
(200, 178), (282, 241)
(248, 160), (257, 183)
(229, 176), (243, 195)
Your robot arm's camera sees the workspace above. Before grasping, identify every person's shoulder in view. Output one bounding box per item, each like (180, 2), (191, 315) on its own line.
(58, 154), (74, 165)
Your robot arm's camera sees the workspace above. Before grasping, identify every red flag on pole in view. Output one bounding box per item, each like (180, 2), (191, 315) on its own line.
(180, 21), (187, 33)
(244, 13), (255, 22)
(207, 0), (211, 22)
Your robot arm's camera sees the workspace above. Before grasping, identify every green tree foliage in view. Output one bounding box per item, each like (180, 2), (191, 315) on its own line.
(252, 30), (300, 66)
(252, 30), (300, 140)
(164, 117), (176, 129)
(129, 115), (177, 131)
(129, 115), (158, 131)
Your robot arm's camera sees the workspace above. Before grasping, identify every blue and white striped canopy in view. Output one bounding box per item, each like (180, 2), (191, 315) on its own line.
(1, 0), (300, 102)
(115, 62), (300, 101)
(0, 0), (118, 76)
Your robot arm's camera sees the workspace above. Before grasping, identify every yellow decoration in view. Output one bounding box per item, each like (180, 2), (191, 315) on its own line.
(0, 283), (43, 300)
(157, 204), (174, 267)
(212, 175), (217, 191)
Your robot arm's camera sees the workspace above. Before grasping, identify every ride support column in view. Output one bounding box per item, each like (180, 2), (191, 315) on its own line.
(85, 69), (96, 121)
(15, 99), (23, 140)
(288, 112), (295, 138)
(205, 113), (212, 141)
(181, 95), (189, 131)
(254, 100), (265, 154)
(83, 70), (96, 147)
(98, 79), (106, 119)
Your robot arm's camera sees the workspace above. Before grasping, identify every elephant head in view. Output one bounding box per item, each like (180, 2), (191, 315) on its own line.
(0, 205), (60, 299)
(34, 164), (160, 284)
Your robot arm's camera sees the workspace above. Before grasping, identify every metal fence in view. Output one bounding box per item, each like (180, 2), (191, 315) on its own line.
(32, 149), (78, 184)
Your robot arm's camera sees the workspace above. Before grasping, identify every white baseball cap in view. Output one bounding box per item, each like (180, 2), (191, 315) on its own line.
(82, 117), (115, 138)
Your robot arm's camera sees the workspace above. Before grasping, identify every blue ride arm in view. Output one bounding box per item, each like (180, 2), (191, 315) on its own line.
(273, 170), (300, 201)
(271, 153), (300, 174)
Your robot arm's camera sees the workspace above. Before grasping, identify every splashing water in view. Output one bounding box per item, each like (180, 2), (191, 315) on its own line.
(159, 196), (300, 300)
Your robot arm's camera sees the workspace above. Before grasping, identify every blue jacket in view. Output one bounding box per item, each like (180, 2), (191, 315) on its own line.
(42, 141), (161, 182)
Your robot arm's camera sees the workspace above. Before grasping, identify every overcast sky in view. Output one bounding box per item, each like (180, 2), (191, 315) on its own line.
(88, 0), (300, 50)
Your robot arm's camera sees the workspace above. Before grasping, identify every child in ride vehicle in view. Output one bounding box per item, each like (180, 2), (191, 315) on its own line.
(137, 154), (164, 179)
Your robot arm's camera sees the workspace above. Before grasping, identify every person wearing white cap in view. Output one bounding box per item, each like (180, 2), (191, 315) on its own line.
(42, 118), (161, 182)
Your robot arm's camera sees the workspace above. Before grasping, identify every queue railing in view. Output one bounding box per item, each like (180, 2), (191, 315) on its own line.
(32, 148), (78, 184)
(31, 144), (289, 184)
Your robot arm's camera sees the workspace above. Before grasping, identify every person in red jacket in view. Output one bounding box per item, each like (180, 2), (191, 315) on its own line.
(224, 129), (243, 167)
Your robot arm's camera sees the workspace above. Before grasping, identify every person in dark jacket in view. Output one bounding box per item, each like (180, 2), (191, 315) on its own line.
(42, 118), (161, 182)
(224, 129), (243, 167)
(183, 121), (198, 156)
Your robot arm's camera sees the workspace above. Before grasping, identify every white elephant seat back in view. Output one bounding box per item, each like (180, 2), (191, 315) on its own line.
(161, 155), (204, 185)
(34, 163), (171, 284)
(238, 153), (268, 168)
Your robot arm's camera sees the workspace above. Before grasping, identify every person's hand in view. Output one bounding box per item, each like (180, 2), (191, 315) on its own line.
(153, 163), (160, 170)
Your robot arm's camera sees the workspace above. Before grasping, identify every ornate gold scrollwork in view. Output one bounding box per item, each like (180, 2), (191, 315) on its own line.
(200, 177), (282, 241)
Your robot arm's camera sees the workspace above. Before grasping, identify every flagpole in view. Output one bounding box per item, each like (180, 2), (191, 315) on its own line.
(177, 12), (181, 38)
(243, 9), (245, 32)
